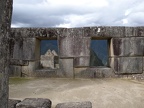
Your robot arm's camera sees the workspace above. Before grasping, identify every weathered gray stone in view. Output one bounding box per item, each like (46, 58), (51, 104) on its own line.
(66, 28), (84, 38)
(74, 56), (90, 67)
(84, 27), (91, 37)
(12, 35), (23, 59)
(110, 37), (144, 56)
(59, 28), (90, 57)
(8, 99), (21, 108)
(74, 68), (96, 78)
(110, 57), (143, 74)
(125, 27), (138, 37)
(73, 37), (90, 57)
(59, 35), (74, 57)
(0, 0), (13, 107)
(137, 27), (144, 36)
(55, 101), (92, 108)
(90, 26), (125, 38)
(35, 69), (58, 77)
(9, 65), (22, 77)
(10, 59), (29, 66)
(59, 59), (74, 78)
(16, 98), (51, 108)
(22, 38), (37, 60)
(75, 67), (114, 78)
(110, 38), (122, 56)
(11, 28), (61, 39)
(89, 67), (115, 78)
(8, 25), (144, 78)
(22, 61), (39, 77)
(12, 37), (40, 60)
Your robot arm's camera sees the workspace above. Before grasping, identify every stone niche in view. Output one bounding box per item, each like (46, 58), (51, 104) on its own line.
(9, 27), (144, 78)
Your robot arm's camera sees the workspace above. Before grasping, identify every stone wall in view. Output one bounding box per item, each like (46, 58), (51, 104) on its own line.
(10, 27), (144, 78)
(0, 0), (13, 107)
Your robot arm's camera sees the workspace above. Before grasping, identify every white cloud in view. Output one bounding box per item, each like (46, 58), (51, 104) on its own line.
(125, 10), (131, 16)
(122, 19), (128, 24)
(11, 0), (144, 27)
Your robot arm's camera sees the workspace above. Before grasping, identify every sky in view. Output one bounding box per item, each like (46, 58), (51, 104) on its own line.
(11, 0), (144, 28)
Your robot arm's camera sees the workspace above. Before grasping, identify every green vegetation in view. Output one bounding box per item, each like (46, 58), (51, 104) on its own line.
(9, 77), (34, 85)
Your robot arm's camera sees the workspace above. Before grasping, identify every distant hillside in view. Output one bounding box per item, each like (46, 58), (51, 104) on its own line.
(91, 40), (108, 66)
(90, 49), (104, 66)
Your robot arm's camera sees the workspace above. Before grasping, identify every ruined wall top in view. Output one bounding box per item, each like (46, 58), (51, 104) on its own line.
(11, 26), (144, 39)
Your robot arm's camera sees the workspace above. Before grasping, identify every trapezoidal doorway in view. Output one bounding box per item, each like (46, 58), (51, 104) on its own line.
(40, 40), (59, 69)
(90, 39), (109, 67)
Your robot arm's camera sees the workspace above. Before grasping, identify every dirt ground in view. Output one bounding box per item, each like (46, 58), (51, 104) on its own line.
(9, 78), (144, 108)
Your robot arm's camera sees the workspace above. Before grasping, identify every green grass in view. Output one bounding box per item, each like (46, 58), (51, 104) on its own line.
(9, 77), (34, 85)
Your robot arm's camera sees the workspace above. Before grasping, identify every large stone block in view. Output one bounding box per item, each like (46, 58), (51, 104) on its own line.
(9, 65), (22, 77)
(59, 36), (74, 57)
(74, 68), (95, 78)
(109, 57), (143, 74)
(16, 98), (51, 108)
(74, 67), (114, 78)
(12, 38), (40, 60)
(90, 26), (125, 38)
(110, 37), (144, 56)
(110, 38), (122, 56)
(59, 59), (74, 78)
(73, 37), (90, 57)
(23, 38), (38, 60)
(59, 28), (90, 57)
(8, 99), (21, 108)
(34, 69), (58, 77)
(22, 61), (39, 77)
(74, 56), (90, 67)
(11, 28), (61, 39)
(12, 39), (23, 59)
(125, 27), (138, 37)
(89, 67), (115, 78)
(125, 27), (144, 37)
(67, 28), (84, 37)
(56, 101), (92, 108)
(34, 28), (60, 39)
(137, 27), (144, 36)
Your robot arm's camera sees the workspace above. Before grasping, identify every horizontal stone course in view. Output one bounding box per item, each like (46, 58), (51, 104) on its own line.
(110, 57), (143, 74)
(16, 98), (52, 108)
(90, 26), (125, 38)
(8, 99), (21, 108)
(11, 26), (144, 39)
(11, 28), (62, 38)
(75, 67), (114, 78)
(55, 101), (92, 108)
(10, 59), (29, 66)
(111, 37), (144, 56)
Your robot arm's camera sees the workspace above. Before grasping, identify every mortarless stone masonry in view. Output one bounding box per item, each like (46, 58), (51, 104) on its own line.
(0, 0), (144, 107)
(1, 0), (144, 107)
(0, 0), (13, 107)
(10, 27), (144, 78)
